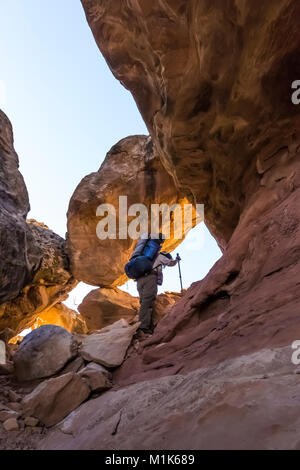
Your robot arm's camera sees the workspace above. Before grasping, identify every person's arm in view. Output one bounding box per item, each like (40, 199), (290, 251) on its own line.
(159, 254), (179, 267)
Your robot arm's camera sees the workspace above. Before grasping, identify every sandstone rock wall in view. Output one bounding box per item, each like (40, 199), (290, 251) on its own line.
(81, 0), (300, 249)
(0, 111), (76, 335)
(0, 110), (32, 304)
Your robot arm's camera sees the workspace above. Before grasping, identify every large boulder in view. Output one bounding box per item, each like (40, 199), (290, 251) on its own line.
(78, 362), (112, 393)
(22, 372), (90, 427)
(78, 287), (181, 331)
(13, 325), (78, 381)
(78, 288), (139, 331)
(79, 319), (138, 368)
(67, 135), (200, 287)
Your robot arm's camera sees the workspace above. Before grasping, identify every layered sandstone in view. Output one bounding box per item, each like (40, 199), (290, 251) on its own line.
(81, 0), (300, 249)
(35, 0), (299, 449)
(79, 0), (300, 388)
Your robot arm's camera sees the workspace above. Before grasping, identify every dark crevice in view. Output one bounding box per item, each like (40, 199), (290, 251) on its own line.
(111, 410), (123, 436)
(197, 290), (230, 323)
(225, 270), (239, 284)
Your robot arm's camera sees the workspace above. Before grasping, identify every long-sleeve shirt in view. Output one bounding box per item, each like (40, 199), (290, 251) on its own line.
(152, 253), (178, 285)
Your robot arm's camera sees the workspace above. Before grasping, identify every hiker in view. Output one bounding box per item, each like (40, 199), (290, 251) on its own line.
(125, 233), (181, 335)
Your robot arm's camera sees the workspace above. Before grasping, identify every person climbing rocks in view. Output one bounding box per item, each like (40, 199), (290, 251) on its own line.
(125, 233), (181, 336)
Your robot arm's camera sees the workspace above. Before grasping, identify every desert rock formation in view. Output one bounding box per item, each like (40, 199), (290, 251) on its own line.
(1, 0), (300, 451)
(0, 110), (77, 335)
(81, 0), (300, 249)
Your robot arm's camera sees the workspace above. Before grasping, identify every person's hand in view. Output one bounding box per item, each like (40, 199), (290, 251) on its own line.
(176, 254), (181, 261)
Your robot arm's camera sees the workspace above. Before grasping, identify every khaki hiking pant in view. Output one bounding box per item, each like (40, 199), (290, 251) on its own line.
(137, 272), (158, 331)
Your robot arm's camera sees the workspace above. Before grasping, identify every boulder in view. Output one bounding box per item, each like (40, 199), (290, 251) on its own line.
(79, 287), (181, 332)
(24, 416), (39, 427)
(39, 346), (300, 450)
(59, 356), (85, 375)
(79, 319), (139, 368)
(13, 325), (78, 381)
(22, 372), (90, 427)
(78, 288), (139, 331)
(3, 417), (19, 432)
(67, 135), (200, 287)
(7, 402), (22, 412)
(79, 362), (112, 392)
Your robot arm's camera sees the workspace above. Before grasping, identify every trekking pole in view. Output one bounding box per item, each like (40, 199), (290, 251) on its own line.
(177, 253), (183, 291)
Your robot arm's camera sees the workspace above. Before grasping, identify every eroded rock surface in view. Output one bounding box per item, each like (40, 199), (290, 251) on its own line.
(81, 0), (300, 248)
(71, 0), (300, 450)
(79, 362), (112, 393)
(39, 346), (300, 450)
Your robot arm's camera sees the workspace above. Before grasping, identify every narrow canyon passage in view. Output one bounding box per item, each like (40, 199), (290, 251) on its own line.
(0, 0), (300, 451)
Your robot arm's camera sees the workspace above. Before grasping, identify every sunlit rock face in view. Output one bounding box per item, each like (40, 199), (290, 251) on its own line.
(0, 220), (77, 334)
(67, 135), (199, 287)
(32, 303), (87, 335)
(81, 0), (300, 249)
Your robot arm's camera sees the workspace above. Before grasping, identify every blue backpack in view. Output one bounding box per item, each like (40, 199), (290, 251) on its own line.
(125, 236), (162, 280)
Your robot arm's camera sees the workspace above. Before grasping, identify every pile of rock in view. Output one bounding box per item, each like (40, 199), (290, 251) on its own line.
(0, 321), (138, 431)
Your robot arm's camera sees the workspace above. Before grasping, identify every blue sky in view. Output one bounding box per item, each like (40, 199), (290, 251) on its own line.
(0, 0), (221, 308)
